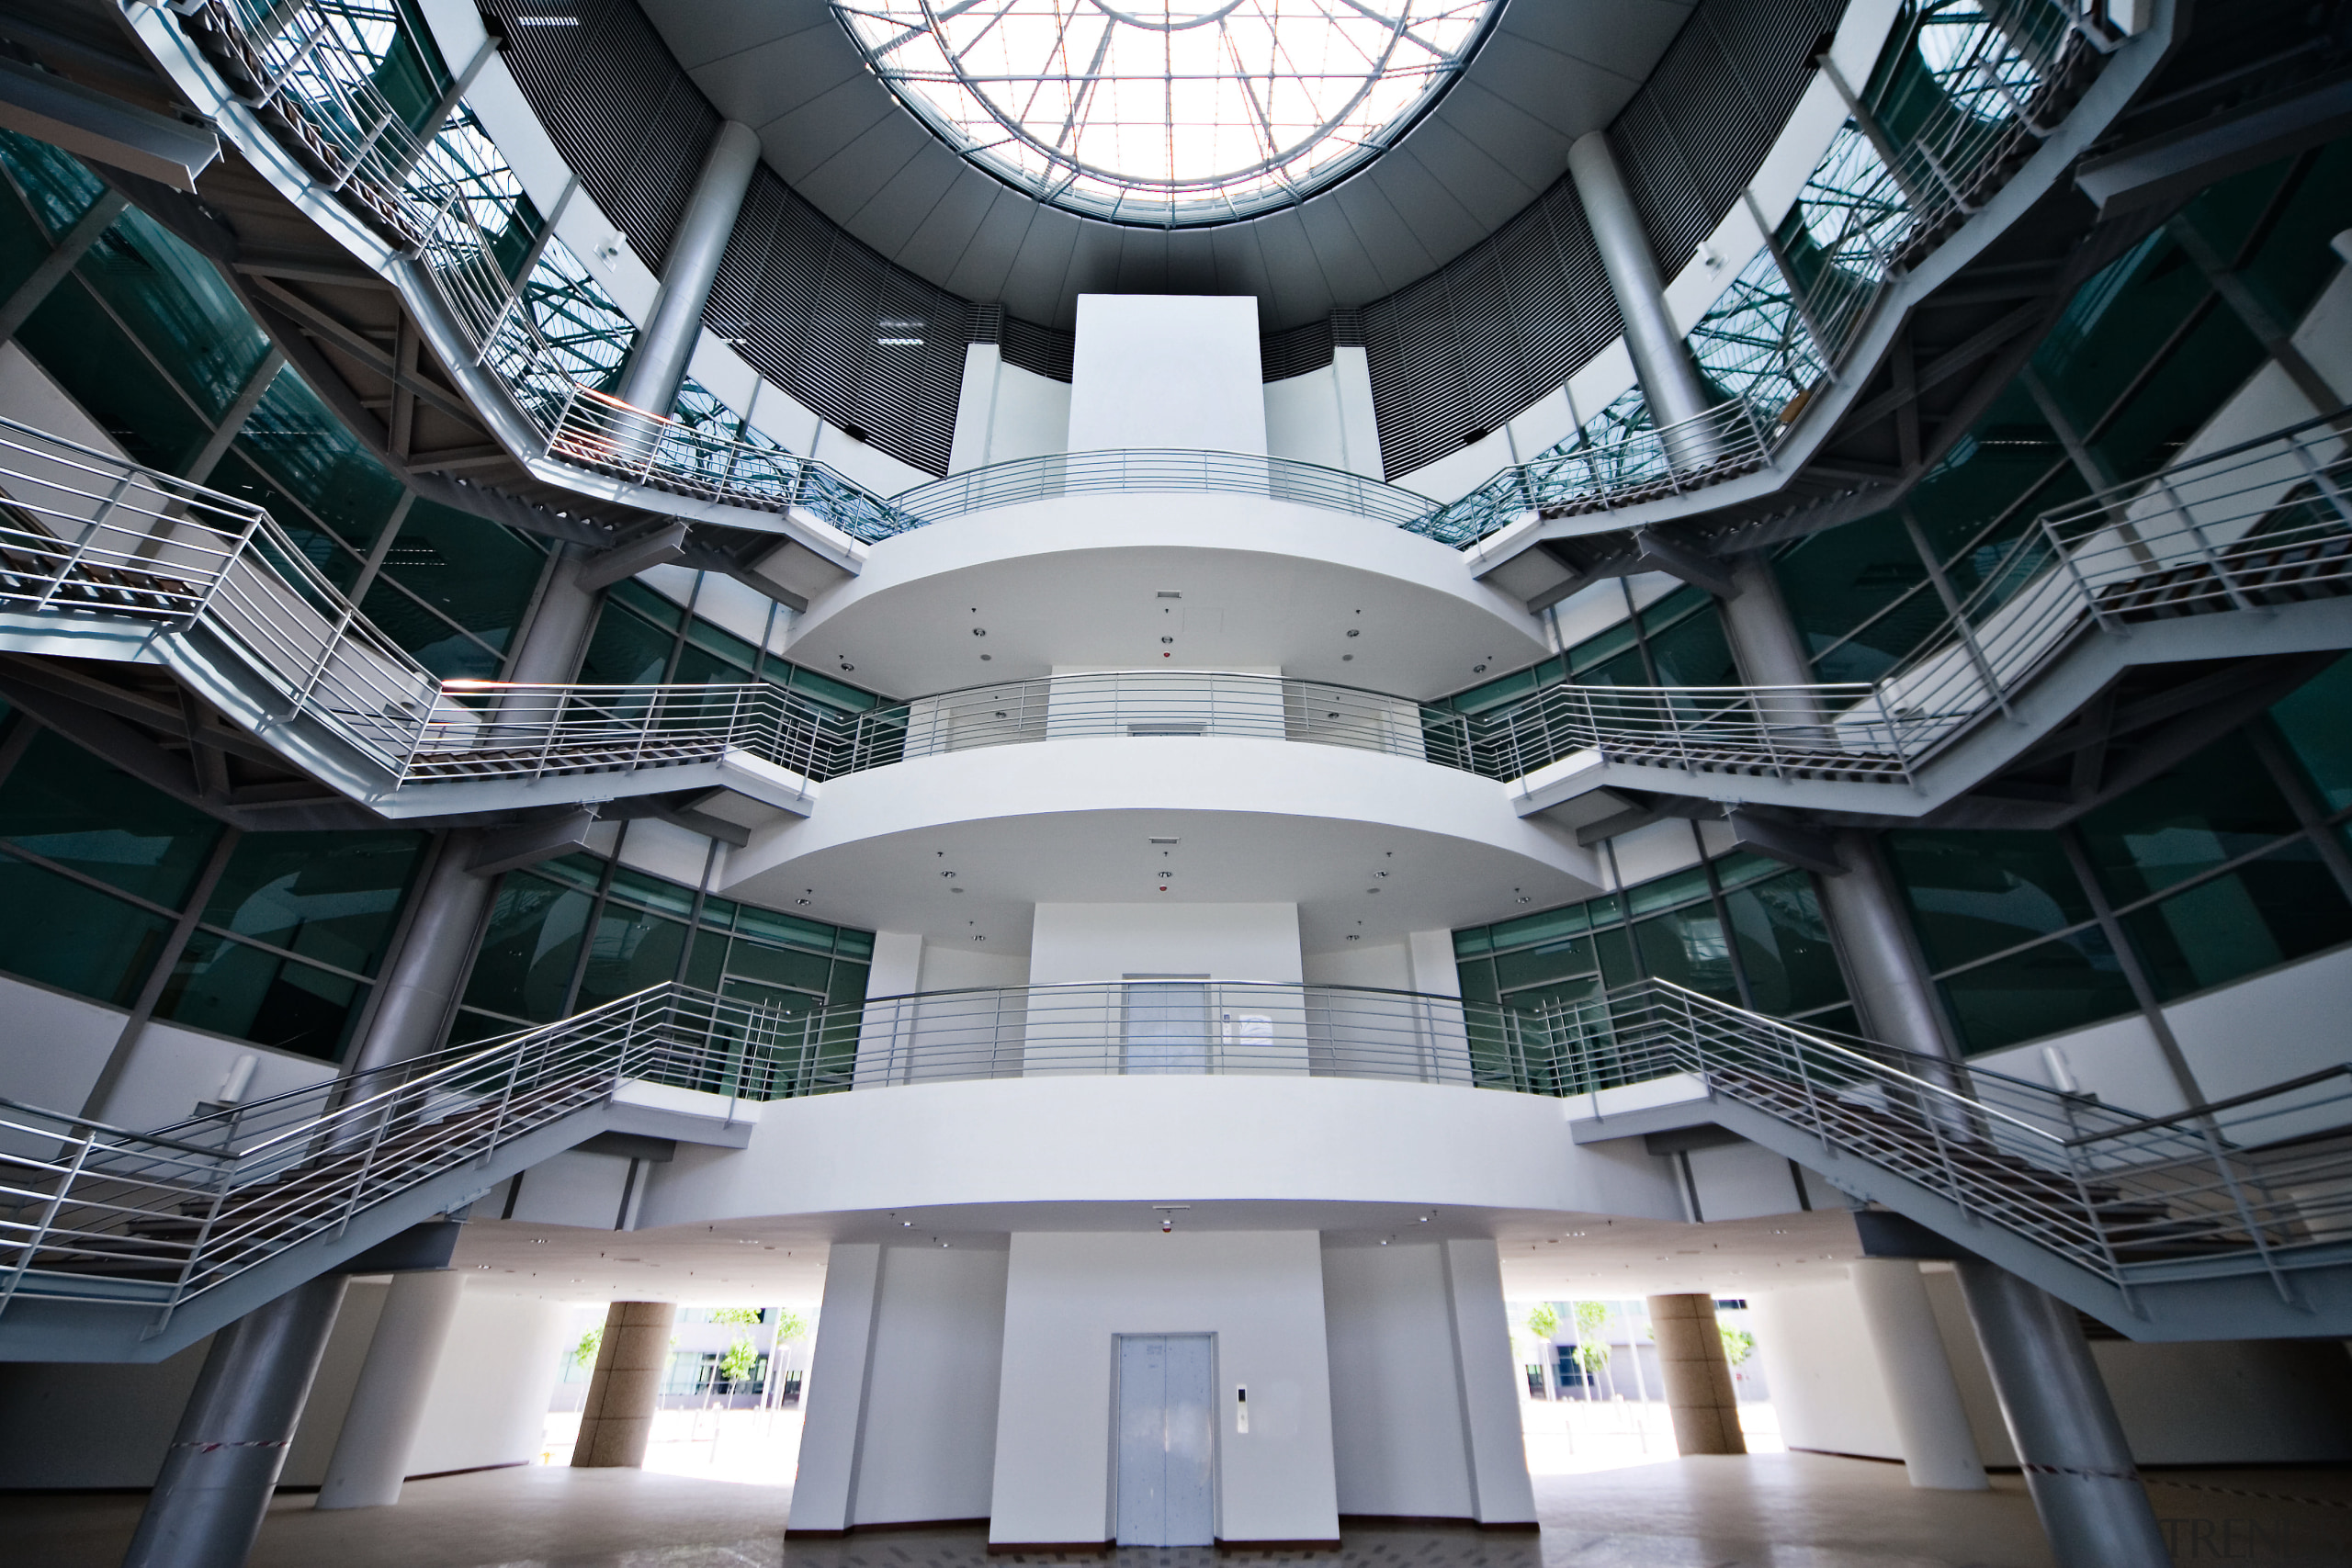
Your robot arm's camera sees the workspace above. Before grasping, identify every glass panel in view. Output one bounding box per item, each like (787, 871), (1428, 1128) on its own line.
(610, 580), (684, 632)
(684, 928), (727, 992)
(0, 852), (170, 1005)
(1907, 383), (2073, 576)
(1633, 908), (1739, 1003)
(1487, 902), (1591, 950)
(2122, 840), (2352, 1001)
(157, 930), (363, 1062)
(461, 872), (594, 1022)
(0, 128), (106, 238)
(827, 960), (869, 1008)
(2087, 303), (2266, 482)
(734, 905), (844, 954)
(201, 830), (425, 976)
(724, 940), (833, 997)
(1626, 864), (1712, 917)
(373, 499), (539, 663)
(358, 579), (504, 681)
(2077, 737), (2301, 904)
(786, 666), (882, 715)
(17, 276), (210, 472)
(1884, 829), (2096, 973)
(1493, 937), (1596, 994)
(1454, 955), (1498, 1005)
(1939, 930), (2139, 1055)
(208, 451), (366, 592)
(74, 207), (270, 422)
(1722, 871), (1849, 1017)
(1770, 516), (1936, 682)
(2267, 655), (2352, 813)
(1594, 924), (1639, 990)
(684, 615), (759, 675)
(0, 731), (222, 906)
(2030, 231), (2207, 438)
(606, 866), (698, 919)
(580, 599), (675, 687)
(2235, 138), (2352, 328)
(574, 908), (687, 1011)
(1645, 606), (1737, 689)
(233, 371), (406, 555)
(831, 927), (874, 961)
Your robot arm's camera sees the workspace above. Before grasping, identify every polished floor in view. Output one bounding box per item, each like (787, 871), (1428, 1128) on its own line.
(6, 1456), (2350, 1568)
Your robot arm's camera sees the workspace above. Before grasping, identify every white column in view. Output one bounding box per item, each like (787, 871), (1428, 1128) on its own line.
(1330, 344), (1383, 479)
(790, 1242), (884, 1535)
(1850, 1260), (1988, 1490)
(1441, 1238), (1537, 1527)
(315, 1270), (467, 1509)
(949, 343), (1002, 473)
(854, 934), (926, 1088)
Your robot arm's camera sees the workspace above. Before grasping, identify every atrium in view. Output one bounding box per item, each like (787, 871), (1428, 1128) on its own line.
(0, 3), (2349, 1567)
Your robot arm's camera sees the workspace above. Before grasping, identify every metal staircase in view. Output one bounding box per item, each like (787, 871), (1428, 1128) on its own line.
(1549, 980), (2352, 1340)
(0, 413), (821, 818)
(6, 972), (2347, 1362)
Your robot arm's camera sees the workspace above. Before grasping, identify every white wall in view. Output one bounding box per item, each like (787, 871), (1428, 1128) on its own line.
(404, 1287), (571, 1477)
(951, 344), (1074, 471)
(1684, 1139), (1812, 1223)
(503, 1148), (635, 1230)
(1264, 354), (1382, 479)
(920, 944), (1034, 990)
(990, 1230), (1338, 1547)
(1302, 942), (1412, 988)
(1068, 296), (1265, 455)
(1030, 902), (1303, 985)
(643, 1072), (1684, 1229)
(1756, 1268), (2352, 1467)
(852, 1243), (1011, 1525)
(1321, 1242), (1475, 1519)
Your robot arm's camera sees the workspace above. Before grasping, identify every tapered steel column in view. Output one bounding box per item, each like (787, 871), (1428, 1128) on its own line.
(615, 121), (762, 420)
(1568, 130), (1717, 453)
(1955, 1261), (2167, 1568)
(1647, 1292), (1746, 1454)
(350, 829), (486, 1074)
(571, 1301), (677, 1467)
(122, 1275), (350, 1568)
(314, 1270), (467, 1509)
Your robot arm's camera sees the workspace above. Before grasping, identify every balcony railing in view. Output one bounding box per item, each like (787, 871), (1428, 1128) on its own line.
(890, 448), (1439, 532)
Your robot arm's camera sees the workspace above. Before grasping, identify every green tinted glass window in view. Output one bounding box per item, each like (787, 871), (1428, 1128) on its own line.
(2088, 304), (2266, 482)
(2077, 737), (2300, 904)
(2121, 840), (2352, 1001)
(608, 866), (698, 919)
(2030, 231), (2206, 438)
(734, 905), (843, 954)
(74, 208), (269, 422)
(0, 128), (105, 237)
(2236, 139), (2352, 328)
(17, 276), (209, 472)
(375, 500), (539, 659)
(208, 451), (365, 591)
(1770, 516), (1934, 681)
(202, 831), (424, 976)
(725, 941), (833, 997)
(1885, 829), (2095, 972)
(1722, 870), (1848, 1016)
(157, 931), (363, 1061)
(1633, 908), (1738, 1002)
(1494, 937), (1596, 995)
(1939, 930), (2138, 1055)
(462, 872), (594, 1021)
(0, 731), (222, 905)
(1907, 384), (2073, 572)
(0, 854), (170, 1005)
(1627, 864), (1712, 917)
(1487, 902), (1591, 950)
(2268, 655), (2352, 813)
(234, 372), (405, 554)
(581, 600), (674, 687)
(359, 579), (504, 681)
(574, 908), (688, 1011)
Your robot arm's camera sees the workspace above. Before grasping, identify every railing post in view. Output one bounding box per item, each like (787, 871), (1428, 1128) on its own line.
(2153, 473), (2263, 615)
(0, 1122), (101, 1316)
(2045, 513), (2122, 636)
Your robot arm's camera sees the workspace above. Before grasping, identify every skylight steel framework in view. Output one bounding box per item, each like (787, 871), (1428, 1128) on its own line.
(831, 0), (1498, 226)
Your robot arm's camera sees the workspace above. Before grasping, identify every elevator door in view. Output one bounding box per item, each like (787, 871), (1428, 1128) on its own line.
(1115, 1334), (1214, 1546)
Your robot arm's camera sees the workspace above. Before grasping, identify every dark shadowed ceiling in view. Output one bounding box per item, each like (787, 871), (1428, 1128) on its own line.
(638, 0), (1699, 330)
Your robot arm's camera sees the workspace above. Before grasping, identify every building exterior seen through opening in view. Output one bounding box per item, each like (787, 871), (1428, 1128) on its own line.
(1, 2), (2351, 1566)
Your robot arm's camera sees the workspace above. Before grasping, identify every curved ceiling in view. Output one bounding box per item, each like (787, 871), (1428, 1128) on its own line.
(639, 0), (1700, 331)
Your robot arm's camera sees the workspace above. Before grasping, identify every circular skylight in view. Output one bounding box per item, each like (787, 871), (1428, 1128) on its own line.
(833, 1), (1498, 226)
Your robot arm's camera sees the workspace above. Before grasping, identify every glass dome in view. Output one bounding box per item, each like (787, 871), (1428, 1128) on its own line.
(832, 1), (1498, 226)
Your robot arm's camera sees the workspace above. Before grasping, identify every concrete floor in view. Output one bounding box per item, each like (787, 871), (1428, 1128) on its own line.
(6, 1455), (2349, 1568)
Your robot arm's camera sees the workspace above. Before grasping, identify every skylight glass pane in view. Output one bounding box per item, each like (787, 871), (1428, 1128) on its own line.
(834, 1), (1495, 226)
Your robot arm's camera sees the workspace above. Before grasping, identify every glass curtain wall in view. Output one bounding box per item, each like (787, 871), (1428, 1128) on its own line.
(0, 130), (548, 681)
(1454, 845), (1854, 1037)
(1426, 585), (1737, 738)
(1886, 657), (2352, 1055)
(0, 716), (424, 1061)
(1775, 138), (2352, 680)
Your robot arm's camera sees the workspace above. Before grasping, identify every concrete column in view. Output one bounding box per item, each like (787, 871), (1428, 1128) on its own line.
(500, 546), (604, 691)
(122, 1275), (350, 1568)
(616, 121), (763, 419)
(1647, 1292), (1746, 1455)
(1817, 833), (1958, 1064)
(314, 1270), (467, 1509)
(1567, 131), (1715, 434)
(1851, 1260), (1989, 1490)
(571, 1300), (678, 1468)
(1441, 1239), (1538, 1525)
(1954, 1261), (2167, 1568)
(789, 1242), (883, 1533)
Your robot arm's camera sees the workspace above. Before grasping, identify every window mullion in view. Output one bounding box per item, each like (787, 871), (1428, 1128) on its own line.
(78, 826), (244, 1120)
(2055, 824), (2207, 1107)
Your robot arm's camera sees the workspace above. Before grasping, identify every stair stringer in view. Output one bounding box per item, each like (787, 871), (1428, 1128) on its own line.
(1572, 1089), (2352, 1342)
(0, 1100), (618, 1365)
